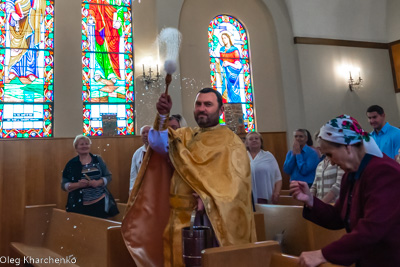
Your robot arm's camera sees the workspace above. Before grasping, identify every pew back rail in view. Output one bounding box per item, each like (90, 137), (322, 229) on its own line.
(10, 205), (135, 267)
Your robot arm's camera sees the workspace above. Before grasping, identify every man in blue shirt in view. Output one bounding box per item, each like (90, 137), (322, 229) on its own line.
(284, 129), (320, 187)
(366, 105), (400, 159)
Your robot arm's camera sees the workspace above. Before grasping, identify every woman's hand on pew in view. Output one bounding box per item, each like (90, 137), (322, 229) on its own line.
(271, 192), (280, 204)
(298, 249), (327, 267)
(289, 181), (314, 208)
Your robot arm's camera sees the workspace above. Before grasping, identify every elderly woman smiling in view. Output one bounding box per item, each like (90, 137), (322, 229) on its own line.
(290, 115), (400, 267)
(61, 135), (119, 219)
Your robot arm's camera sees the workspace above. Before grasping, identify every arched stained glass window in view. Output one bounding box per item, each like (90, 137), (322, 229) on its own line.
(82, 0), (134, 136)
(0, 0), (54, 138)
(208, 15), (255, 132)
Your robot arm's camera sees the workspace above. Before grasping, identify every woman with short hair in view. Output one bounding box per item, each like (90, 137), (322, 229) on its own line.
(246, 132), (282, 204)
(61, 134), (119, 218)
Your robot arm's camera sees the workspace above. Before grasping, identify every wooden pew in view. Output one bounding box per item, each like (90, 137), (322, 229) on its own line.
(279, 189), (291, 196)
(256, 204), (308, 255)
(270, 253), (298, 266)
(270, 253), (346, 267)
(277, 195), (303, 206)
(10, 205), (135, 267)
(255, 204), (345, 256)
(254, 212), (266, 241)
(307, 221), (346, 250)
(202, 241), (281, 267)
(107, 226), (135, 267)
(202, 241), (346, 267)
(110, 202), (127, 222)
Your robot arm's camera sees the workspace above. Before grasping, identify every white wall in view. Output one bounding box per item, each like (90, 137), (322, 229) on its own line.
(178, 0), (287, 131)
(387, 0), (400, 42)
(132, 0), (184, 129)
(54, 0), (82, 137)
(261, 0), (306, 141)
(285, 0), (388, 42)
(297, 44), (400, 135)
(132, 0), (161, 129)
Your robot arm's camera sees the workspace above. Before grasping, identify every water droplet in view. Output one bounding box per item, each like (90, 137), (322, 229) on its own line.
(73, 225), (77, 229)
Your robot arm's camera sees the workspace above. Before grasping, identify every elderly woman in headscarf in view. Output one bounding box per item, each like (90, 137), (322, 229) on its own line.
(290, 115), (400, 267)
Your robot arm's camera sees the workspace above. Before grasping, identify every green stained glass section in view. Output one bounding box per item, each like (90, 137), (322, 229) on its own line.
(0, 0), (54, 138)
(82, 0), (134, 136)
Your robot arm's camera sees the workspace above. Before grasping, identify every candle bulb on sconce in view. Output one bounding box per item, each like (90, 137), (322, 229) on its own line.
(142, 62), (162, 89)
(348, 71), (363, 92)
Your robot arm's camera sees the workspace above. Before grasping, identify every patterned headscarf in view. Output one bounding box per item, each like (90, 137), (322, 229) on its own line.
(319, 114), (383, 158)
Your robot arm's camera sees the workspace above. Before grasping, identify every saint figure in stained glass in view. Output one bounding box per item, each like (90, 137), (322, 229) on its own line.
(218, 32), (242, 103)
(0, 0), (54, 138)
(209, 15), (255, 132)
(87, 0), (123, 93)
(82, 0), (134, 136)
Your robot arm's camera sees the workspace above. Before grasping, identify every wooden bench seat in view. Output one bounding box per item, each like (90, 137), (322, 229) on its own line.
(202, 240), (282, 267)
(279, 189), (291, 196)
(256, 204), (345, 256)
(10, 205), (135, 267)
(11, 243), (78, 267)
(277, 195), (303, 206)
(202, 241), (346, 267)
(109, 202), (127, 222)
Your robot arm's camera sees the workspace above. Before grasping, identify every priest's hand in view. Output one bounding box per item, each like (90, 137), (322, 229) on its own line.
(156, 93), (172, 115)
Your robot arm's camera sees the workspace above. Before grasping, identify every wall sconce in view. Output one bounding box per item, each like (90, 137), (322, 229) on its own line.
(348, 71), (363, 91)
(142, 64), (161, 88)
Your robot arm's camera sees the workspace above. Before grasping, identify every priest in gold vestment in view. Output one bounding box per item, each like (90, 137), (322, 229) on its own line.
(122, 88), (256, 267)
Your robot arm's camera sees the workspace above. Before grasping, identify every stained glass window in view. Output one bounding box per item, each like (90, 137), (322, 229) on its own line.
(82, 0), (134, 136)
(0, 0), (54, 138)
(208, 15), (255, 132)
